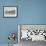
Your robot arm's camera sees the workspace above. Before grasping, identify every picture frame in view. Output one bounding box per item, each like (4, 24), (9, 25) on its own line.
(18, 24), (46, 42)
(3, 6), (17, 18)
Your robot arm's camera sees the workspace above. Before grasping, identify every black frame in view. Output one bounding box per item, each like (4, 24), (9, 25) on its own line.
(3, 6), (18, 18)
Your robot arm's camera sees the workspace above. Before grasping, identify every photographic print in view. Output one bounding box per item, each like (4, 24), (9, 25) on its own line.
(3, 6), (17, 17)
(18, 24), (46, 41)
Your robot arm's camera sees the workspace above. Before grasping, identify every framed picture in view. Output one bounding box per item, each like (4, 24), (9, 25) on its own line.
(3, 6), (17, 18)
(18, 24), (46, 42)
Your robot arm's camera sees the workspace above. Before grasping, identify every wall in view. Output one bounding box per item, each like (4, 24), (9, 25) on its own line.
(0, 0), (18, 44)
(0, 0), (46, 44)
(18, 0), (46, 24)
